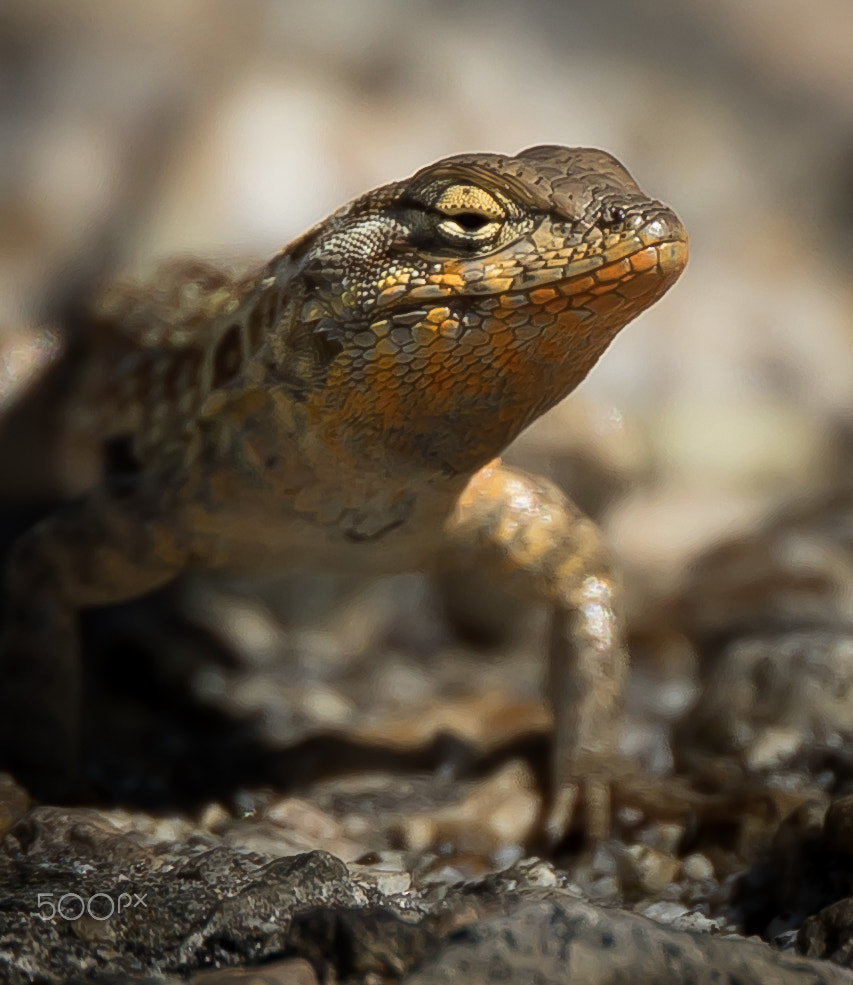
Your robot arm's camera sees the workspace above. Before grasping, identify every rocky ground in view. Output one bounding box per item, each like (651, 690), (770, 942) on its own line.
(5, 436), (853, 982)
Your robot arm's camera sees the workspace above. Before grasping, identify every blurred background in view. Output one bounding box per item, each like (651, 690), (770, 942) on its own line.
(3, 0), (852, 578)
(2, 0), (853, 815)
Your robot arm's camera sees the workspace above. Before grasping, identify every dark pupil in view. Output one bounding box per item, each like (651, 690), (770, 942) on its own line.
(451, 211), (490, 231)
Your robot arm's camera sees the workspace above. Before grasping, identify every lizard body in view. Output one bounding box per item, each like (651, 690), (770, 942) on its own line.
(0, 145), (687, 839)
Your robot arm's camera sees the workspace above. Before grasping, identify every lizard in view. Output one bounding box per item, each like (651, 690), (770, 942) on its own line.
(0, 145), (687, 841)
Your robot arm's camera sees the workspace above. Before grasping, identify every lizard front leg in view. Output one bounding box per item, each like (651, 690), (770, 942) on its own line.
(0, 476), (189, 798)
(441, 460), (627, 844)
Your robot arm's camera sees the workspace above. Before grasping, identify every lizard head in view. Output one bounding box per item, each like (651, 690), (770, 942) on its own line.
(271, 145), (688, 476)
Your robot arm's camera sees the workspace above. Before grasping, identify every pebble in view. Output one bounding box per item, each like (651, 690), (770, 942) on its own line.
(682, 853), (714, 882)
(617, 844), (680, 895)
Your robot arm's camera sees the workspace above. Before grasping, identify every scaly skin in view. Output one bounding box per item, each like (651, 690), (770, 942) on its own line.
(0, 145), (687, 839)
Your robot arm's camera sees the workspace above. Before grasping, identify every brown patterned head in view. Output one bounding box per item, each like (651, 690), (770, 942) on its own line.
(274, 146), (688, 475)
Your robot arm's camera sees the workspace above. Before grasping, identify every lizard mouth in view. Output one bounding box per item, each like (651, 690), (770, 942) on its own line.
(365, 228), (688, 343)
(549, 211), (689, 304)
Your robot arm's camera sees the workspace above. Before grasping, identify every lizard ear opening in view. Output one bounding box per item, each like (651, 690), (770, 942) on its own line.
(103, 434), (140, 477)
(212, 323), (244, 390)
(312, 329), (344, 368)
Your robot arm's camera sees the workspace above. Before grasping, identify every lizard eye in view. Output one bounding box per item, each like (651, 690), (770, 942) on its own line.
(449, 211), (492, 232)
(429, 182), (505, 246)
(404, 180), (506, 249)
(436, 210), (501, 245)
